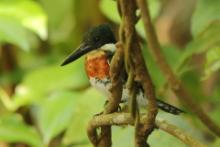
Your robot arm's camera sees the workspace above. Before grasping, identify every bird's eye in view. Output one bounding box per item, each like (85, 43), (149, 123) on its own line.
(94, 37), (100, 42)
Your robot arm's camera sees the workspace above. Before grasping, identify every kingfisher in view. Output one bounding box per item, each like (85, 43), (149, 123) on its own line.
(61, 24), (184, 115)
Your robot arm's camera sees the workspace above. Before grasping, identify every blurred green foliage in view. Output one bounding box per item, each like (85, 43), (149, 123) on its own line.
(0, 0), (220, 147)
(0, 0), (46, 50)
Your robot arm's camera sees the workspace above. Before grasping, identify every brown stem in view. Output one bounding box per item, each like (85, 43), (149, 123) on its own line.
(0, 43), (17, 96)
(99, 42), (124, 147)
(136, 0), (220, 136)
(118, 0), (158, 146)
(105, 42), (124, 114)
(97, 126), (112, 147)
(89, 113), (207, 147)
(156, 119), (206, 147)
(87, 42), (124, 147)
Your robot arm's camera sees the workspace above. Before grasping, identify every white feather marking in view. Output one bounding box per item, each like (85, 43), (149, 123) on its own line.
(89, 78), (112, 97)
(100, 43), (116, 52)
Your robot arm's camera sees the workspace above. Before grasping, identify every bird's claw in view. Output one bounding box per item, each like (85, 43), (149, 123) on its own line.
(93, 111), (103, 117)
(93, 101), (123, 117)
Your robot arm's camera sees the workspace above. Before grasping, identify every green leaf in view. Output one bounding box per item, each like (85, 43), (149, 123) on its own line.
(191, 0), (220, 37)
(39, 0), (74, 43)
(0, 114), (42, 147)
(62, 88), (105, 146)
(203, 47), (220, 79)
(99, 0), (121, 23)
(176, 21), (220, 74)
(111, 123), (185, 147)
(212, 138), (220, 147)
(148, 130), (185, 147)
(181, 71), (206, 102)
(211, 108), (220, 128)
(12, 58), (89, 108)
(142, 46), (165, 89)
(142, 45), (181, 89)
(0, 88), (17, 111)
(35, 91), (78, 145)
(176, 0), (220, 74)
(0, 17), (31, 50)
(0, 0), (47, 39)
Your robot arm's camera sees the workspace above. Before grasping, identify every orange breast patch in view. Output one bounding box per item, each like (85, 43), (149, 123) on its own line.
(85, 52), (110, 79)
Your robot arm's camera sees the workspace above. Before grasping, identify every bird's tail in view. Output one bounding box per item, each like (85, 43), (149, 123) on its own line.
(156, 99), (184, 115)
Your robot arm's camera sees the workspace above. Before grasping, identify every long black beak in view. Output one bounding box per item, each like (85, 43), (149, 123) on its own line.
(61, 43), (92, 66)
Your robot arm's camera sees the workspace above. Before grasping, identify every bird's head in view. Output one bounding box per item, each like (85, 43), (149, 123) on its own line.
(61, 24), (116, 66)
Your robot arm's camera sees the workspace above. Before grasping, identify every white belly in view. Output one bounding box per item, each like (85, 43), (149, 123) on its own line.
(89, 78), (112, 97)
(89, 77), (148, 106)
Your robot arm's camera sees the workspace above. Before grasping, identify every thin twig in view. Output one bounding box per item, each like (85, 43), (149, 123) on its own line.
(89, 113), (207, 147)
(136, 0), (220, 136)
(106, 42), (124, 114)
(156, 119), (206, 147)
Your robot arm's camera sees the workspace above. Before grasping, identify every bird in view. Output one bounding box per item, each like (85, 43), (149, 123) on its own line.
(61, 24), (184, 115)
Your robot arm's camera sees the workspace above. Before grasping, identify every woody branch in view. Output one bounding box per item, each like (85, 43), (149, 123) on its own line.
(89, 113), (206, 147)
(87, 42), (124, 147)
(118, 0), (158, 146)
(136, 0), (220, 136)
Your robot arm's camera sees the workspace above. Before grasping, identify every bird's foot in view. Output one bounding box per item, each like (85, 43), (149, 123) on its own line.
(104, 100), (124, 112)
(93, 111), (103, 116)
(93, 100), (124, 116)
